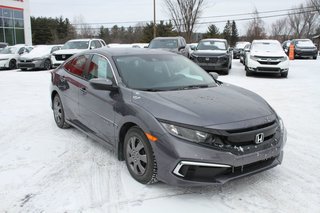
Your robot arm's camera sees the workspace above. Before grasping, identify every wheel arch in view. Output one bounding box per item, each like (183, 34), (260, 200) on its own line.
(117, 122), (139, 161)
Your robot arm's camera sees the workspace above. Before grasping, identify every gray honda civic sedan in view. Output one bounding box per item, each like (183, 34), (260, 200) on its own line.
(50, 48), (286, 186)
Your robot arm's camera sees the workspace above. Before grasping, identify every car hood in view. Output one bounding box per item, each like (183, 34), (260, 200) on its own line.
(20, 52), (49, 60)
(53, 49), (85, 55)
(132, 84), (274, 127)
(0, 54), (16, 59)
(251, 49), (286, 57)
(192, 50), (228, 56)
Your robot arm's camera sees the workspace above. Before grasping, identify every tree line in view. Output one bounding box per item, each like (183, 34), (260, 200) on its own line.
(31, 0), (320, 45)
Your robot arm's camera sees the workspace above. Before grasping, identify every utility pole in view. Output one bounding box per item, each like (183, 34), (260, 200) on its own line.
(153, 0), (156, 38)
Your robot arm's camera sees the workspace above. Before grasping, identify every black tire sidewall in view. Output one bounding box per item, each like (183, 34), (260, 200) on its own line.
(44, 59), (51, 70)
(9, 60), (16, 70)
(53, 94), (66, 128)
(124, 127), (155, 184)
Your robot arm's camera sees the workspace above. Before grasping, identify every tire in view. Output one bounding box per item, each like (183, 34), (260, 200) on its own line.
(9, 59), (16, 70)
(43, 59), (52, 70)
(221, 69), (229, 75)
(229, 62), (232, 69)
(20, 68), (27, 71)
(53, 94), (70, 129)
(281, 72), (288, 78)
(313, 55), (317, 60)
(245, 67), (252, 76)
(124, 126), (158, 184)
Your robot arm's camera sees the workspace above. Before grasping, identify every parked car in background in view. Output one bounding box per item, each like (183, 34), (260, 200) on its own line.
(50, 48), (286, 186)
(190, 39), (232, 74)
(148, 36), (189, 57)
(18, 45), (62, 71)
(282, 40), (291, 56)
(233, 41), (250, 59)
(240, 43), (251, 64)
(186, 43), (198, 57)
(292, 39), (318, 59)
(51, 39), (106, 68)
(245, 40), (289, 78)
(0, 42), (8, 51)
(0, 45), (33, 70)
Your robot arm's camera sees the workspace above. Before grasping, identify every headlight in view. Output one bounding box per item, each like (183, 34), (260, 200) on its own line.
(279, 117), (287, 144)
(161, 122), (211, 143)
(250, 55), (258, 61)
(280, 56), (288, 62)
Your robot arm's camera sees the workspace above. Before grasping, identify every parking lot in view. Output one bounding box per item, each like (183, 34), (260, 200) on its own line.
(0, 59), (319, 212)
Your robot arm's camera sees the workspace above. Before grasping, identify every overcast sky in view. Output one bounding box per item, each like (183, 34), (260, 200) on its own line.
(30, 0), (307, 35)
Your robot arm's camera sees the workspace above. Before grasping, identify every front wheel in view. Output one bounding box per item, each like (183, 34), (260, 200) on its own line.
(281, 72), (288, 78)
(43, 59), (52, 70)
(53, 94), (70, 129)
(9, 59), (16, 70)
(124, 126), (158, 184)
(313, 55), (318, 60)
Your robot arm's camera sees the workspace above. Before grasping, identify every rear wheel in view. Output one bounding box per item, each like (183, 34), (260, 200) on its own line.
(124, 126), (157, 184)
(9, 59), (16, 70)
(53, 94), (70, 129)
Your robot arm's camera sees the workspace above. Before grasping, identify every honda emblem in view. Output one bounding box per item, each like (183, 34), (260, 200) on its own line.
(255, 133), (264, 144)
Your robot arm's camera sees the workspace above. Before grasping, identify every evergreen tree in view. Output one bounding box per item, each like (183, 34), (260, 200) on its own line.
(223, 20), (232, 44)
(230, 21), (239, 46)
(204, 24), (220, 38)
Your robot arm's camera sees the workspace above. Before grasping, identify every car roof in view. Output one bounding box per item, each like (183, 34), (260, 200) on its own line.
(152, 37), (183, 40)
(200, 38), (227, 42)
(252, 39), (280, 44)
(67, 39), (98, 42)
(91, 47), (176, 57)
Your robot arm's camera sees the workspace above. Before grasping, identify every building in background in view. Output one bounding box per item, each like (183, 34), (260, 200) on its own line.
(0, 0), (31, 45)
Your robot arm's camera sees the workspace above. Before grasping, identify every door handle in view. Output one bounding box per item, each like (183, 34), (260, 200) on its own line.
(80, 87), (87, 95)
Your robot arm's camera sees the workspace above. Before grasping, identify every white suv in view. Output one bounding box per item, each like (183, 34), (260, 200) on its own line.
(245, 40), (289, 78)
(51, 39), (106, 68)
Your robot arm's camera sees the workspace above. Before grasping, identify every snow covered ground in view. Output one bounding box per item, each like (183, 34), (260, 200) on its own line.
(0, 59), (319, 212)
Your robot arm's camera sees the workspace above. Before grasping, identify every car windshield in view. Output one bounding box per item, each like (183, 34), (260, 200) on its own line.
(149, 39), (178, 49)
(235, 42), (249, 49)
(0, 47), (17, 54)
(197, 41), (227, 50)
(28, 46), (51, 55)
(251, 42), (282, 52)
(114, 54), (216, 91)
(62, 41), (89, 50)
(296, 40), (314, 47)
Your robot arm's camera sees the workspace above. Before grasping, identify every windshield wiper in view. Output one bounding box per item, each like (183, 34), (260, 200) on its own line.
(178, 84), (210, 90)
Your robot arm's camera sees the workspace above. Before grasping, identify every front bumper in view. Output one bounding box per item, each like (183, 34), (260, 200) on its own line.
(152, 126), (285, 186)
(18, 59), (45, 70)
(247, 59), (289, 74)
(191, 58), (230, 71)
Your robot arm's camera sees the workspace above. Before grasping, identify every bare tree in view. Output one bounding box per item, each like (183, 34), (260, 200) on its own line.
(246, 9), (266, 41)
(310, 0), (320, 13)
(163, 0), (206, 42)
(288, 3), (318, 38)
(72, 15), (96, 38)
(270, 18), (291, 41)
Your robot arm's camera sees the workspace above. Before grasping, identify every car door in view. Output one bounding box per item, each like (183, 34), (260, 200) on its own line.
(61, 55), (90, 121)
(77, 53), (117, 144)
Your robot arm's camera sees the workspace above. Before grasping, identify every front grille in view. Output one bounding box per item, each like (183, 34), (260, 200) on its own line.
(257, 67), (281, 72)
(55, 54), (73, 61)
(18, 63), (35, 68)
(258, 61), (280, 65)
(197, 57), (218, 63)
(20, 60), (33, 63)
(200, 120), (280, 155)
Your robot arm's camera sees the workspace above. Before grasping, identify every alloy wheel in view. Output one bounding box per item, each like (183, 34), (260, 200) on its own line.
(126, 136), (148, 176)
(53, 96), (63, 125)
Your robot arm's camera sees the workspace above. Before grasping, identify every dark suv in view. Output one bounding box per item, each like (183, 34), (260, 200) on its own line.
(190, 39), (232, 75)
(51, 48), (286, 186)
(148, 36), (189, 57)
(292, 39), (318, 59)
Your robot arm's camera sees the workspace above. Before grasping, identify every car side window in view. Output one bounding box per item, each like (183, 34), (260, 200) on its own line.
(86, 55), (114, 82)
(18, 47), (25, 55)
(94, 40), (102, 48)
(64, 55), (89, 77)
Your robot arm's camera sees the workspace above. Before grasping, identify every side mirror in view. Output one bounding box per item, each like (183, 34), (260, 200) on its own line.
(245, 49), (250, 53)
(190, 46), (196, 51)
(209, 72), (219, 80)
(178, 46), (186, 51)
(89, 78), (117, 91)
